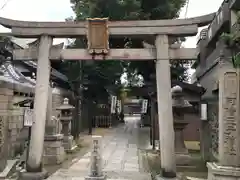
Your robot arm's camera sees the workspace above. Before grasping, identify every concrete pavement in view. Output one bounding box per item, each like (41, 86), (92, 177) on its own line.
(47, 114), (151, 180)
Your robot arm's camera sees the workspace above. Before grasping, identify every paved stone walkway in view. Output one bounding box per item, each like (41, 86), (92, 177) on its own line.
(48, 115), (151, 180)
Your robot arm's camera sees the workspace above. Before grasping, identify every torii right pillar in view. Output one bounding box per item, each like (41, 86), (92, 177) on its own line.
(155, 35), (177, 179)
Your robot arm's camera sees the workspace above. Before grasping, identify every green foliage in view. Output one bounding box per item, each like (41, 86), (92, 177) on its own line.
(221, 32), (240, 48)
(60, 58), (124, 100)
(63, 0), (188, 100)
(237, 11), (240, 24)
(140, 0), (186, 20)
(121, 0), (188, 83)
(233, 53), (240, 68)
(70, 0), (141, 20)
(221, 11), (240, 68)
(70, 0), (186, 21)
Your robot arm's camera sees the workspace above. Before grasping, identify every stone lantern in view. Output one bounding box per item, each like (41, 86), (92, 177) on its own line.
(57, 98), (76, 152)
(171, 85), (192, 165)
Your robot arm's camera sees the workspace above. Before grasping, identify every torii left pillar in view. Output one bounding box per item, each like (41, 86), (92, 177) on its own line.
(20, 35), (53, 180)
(155, 35), (177, 179)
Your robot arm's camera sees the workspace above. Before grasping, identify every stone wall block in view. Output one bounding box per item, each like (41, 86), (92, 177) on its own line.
(0, 95), (11, 102)
(0, 88), (13, 96)
(8, 122), (17, 129)
(0, 103), (10, 110)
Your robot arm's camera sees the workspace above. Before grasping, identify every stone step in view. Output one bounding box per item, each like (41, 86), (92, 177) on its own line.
(48, 169), (151, 180)
(105, 171), (151, 179)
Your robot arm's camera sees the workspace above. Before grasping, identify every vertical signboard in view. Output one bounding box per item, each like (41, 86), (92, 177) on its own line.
(24, 108), (33, 127)
(87, 18), (109, 54)
(110, 96), (117, 114)
(141, 99), (148, 114)
(200, 103), (207, 120)
(117, 100), (122, 114)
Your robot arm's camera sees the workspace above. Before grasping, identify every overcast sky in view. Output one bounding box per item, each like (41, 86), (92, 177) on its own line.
(179, 0), (223, 47)
(0, 0), (225, 83)
(0, 0), (224, 47)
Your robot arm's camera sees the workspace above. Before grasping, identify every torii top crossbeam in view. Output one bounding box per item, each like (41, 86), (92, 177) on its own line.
(0, 13), (215, 38)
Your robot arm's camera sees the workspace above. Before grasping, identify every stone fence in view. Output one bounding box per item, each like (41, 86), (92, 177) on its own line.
(0, 112), (27, 158)
(94, 115), (112, 128)
(0, 83), (72, 160)
(1, 111), (63, 160)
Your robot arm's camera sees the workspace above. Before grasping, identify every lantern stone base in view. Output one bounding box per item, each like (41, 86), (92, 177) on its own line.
(174, 123), (191, 166)
(156, 177), (179, 180)
(85, 175), (106, 180)
(63, 135), (77, 153)
(155, 173), (183, 180)
(207, 162), (240, 180)
(156, 151), (192, 166)
(43, 134), (65, 165)
(176, 153), (192, 166)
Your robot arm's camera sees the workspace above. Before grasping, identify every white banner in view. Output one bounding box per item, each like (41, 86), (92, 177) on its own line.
(24, 108), (34, 127)
(110, 96), (117, 114)
(117, 100), (122, 113)
(201, 104), (207, 120)
(141, 99), (148, 114)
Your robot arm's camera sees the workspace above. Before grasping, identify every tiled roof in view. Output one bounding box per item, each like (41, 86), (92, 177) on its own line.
(0, 62), (35, 89)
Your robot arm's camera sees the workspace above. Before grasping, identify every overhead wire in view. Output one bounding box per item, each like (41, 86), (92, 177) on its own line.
(0, 0), (13, 11)
(184, 0), (190, 18)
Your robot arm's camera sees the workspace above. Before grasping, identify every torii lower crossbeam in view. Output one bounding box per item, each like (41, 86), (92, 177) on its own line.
(13, 48), (197, 61)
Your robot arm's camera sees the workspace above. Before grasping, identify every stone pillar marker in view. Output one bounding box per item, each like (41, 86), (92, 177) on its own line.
(85, 136), (106, 180)
(219, 71), (240, 166)
(207, 68), (240, 179)
(155, 35), (176, 178)
(25, 35), (53, 174)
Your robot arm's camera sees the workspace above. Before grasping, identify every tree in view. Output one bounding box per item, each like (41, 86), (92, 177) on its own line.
(63, 0), (188, 101)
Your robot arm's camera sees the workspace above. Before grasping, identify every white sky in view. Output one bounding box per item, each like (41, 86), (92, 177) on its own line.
(0, 0), (223, 47)
(179, 0), (224, 47)
(0, 0), (224, 83)
(0, 0), (75, 46)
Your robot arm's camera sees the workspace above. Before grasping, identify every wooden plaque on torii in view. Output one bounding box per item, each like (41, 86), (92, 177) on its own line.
(86, 18), (109, 55)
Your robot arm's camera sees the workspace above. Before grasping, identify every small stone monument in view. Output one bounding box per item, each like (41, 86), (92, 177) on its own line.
(207, 70), (240, 179)
(56, 98), (76, 153)
(171, 86), (192, 165)
(85, 136), (106, 180)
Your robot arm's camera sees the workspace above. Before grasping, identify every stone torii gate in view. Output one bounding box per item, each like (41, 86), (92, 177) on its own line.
(0, 14), (214, 179)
